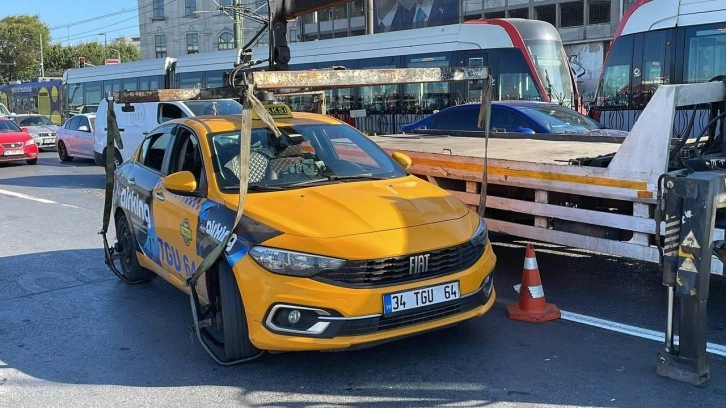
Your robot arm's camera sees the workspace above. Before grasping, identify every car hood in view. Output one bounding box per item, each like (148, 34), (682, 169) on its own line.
(0, 131), (31, 143)
(25, 125), (59, 134)
(221, 175), (470, 238)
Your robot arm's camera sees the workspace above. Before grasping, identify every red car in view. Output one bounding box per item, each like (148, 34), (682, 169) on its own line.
(0, 117), (39, 165)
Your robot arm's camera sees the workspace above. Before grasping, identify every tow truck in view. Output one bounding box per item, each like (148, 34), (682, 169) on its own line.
(100, 0), (725, 385)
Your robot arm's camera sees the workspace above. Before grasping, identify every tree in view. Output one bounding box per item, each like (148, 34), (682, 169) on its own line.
(108, 40), (141, 63)
(44, 43), (75, 77)
(0, 15), (50, 81)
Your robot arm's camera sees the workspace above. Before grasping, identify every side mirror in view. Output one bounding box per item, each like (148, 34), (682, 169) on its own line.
(163, 171), (197, 195)
(392, 152), (412, 170)
(21, 127), (29, 133)
(518, 127), (536, 135)
(78, 125), (90, 132)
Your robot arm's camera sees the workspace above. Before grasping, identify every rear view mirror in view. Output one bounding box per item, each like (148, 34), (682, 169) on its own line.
(392, 152), (412, 170)
(21, 127), (29, 133)
(121, 103), (135, 112)
(78, 125), (90, 132)
(163, 171), (197, 195)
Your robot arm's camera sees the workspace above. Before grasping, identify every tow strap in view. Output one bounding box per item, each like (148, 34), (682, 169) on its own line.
(186, 82), (282, 365)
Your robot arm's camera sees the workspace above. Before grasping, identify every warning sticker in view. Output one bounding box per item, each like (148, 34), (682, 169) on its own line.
(682, 231), (701, 249)
(679, 257), (698, 273)
(528, 285), (545, 299)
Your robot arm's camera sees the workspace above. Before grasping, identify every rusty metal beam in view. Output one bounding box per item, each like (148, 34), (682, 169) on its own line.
(252, 67), (490, 90)
(114, 87), (240, 103)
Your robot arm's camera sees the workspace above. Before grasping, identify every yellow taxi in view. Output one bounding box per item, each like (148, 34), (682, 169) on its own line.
(110, 103), (496, 360)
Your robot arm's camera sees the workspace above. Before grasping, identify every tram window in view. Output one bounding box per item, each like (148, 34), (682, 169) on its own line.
(178, 73), (204, 89)
(404, 55), (451, 114)
(149, 76), (161, 89)
(359, 62), (397, 113)
(637, 31), (668, 108)
(207, 70), (225, 88)
(112, 79), (122, 93)
(67, 83), (84, 112)
(498, 73), (539, 101)
(596, 36), (633, 108)
(84, 82), (103, 107)
(122, 78), (138, 91)
(139, 76), (150, 90)
(684, 25), (726, 84)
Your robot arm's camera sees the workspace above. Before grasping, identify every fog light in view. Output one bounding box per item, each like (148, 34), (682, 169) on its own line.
(288, 309), (301, 324)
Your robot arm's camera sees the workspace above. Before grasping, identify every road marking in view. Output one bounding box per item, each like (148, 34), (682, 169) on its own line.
(0, 188), (78, 208)
(560, 310), (726, 357)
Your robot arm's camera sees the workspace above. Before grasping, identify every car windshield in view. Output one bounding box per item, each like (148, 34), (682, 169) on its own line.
(185, 100), (243, 116)
(210, 123), (407, 191)
(522, 105), (603, 132)
(19, 116), (54, 126)
(0, 120), (21, 132)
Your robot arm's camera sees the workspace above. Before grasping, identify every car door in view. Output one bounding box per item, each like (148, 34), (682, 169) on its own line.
(76, 115), (94, 158)
(151, 125), (208, 283)
(121, 125), (177, 281)
(63, 116), (81, 155)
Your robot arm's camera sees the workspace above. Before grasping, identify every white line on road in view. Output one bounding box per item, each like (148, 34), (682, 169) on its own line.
(0, 187), (78, 208)
(560, 310), (726, 357)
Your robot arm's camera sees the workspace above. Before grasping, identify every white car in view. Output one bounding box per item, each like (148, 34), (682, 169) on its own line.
(12, 114), (60, 151)
(56, 114), (96, 162)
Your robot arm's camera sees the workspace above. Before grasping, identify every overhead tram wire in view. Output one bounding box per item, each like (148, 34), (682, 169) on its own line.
(50, 8), (140, 31)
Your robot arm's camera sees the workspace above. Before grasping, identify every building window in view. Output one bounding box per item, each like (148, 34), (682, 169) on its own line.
(186, 33), (199, 54)
(219, 0), (232, 5)
(185, 0), (197, 16)
(508, 8), (528, 19)
(560, 1), (584, 28)
(153, 0), (165, 18)
(535, 4), (556, 27)
(155, 35), (167, 58)
(484, 11), (505, 19)
(588, 0), (611, 25)
(218, 32), (234, 50)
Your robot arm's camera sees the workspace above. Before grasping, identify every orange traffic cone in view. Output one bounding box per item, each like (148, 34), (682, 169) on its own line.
(506, 243), (560, 322)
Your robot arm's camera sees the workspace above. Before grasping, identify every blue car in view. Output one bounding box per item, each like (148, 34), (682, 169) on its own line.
(401, 101), (628, 136)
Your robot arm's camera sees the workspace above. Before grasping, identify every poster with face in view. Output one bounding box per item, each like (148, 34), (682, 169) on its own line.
(373, 0), (460, 33)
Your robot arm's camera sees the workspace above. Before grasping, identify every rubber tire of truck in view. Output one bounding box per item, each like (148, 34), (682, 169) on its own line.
(218, 261), (259, 360)
(115, 213), (156, 282)
(102, 146), (123, 169)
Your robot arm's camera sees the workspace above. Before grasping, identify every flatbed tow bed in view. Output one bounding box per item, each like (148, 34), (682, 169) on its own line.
(371, 82), (726, 274)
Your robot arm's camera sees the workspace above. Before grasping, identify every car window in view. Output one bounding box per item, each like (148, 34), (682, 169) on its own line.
(489, 108), (536, 132)
(158, 104), (187, 124)
(170, 127), (205, 187)
(140, 128), (174, 173)
(184, 100), (243, 116)
(523, 105), (602, 132)
(78, 116), (90, 130)
(89, 117), (96, 130)
(0, 120), (21, 132)
(19, 116), (53, 126)
(65, 116), (81, 131)
(430, 107), (480, 131)
(209, 123), (406, 191)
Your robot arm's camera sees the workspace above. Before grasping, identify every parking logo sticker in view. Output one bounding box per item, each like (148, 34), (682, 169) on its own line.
(180, 218), (193, 246)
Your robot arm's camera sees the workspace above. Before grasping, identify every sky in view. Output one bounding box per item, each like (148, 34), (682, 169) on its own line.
(0, 0), (140, 45)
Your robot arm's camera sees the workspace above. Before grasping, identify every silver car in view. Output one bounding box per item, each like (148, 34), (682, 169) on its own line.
(12, 114), (60, 151)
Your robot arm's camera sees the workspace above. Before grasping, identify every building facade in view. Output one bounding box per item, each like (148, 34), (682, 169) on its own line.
(138, 0), (636, 99)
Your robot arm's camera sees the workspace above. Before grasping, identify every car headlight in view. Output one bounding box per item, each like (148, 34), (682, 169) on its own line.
(471, 218), (488, 246)
(249, 246), (345, 277)
(25, 139), (36, 146)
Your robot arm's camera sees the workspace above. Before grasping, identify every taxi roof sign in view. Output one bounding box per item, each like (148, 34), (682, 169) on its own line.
(254, 104), (292, 119)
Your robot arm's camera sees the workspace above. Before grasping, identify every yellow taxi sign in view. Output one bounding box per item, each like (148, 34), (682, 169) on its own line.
(253, 104), (292, 119)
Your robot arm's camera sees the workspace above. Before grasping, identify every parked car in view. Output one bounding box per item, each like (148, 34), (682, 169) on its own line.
(12, 114), (59, 151)
(56, 113), (96, 162)
(401, 101), (629, 136)
(0, 117), (39, 165)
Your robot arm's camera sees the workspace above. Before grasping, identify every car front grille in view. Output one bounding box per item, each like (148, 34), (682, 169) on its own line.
(315, 240), (485, 288)
(334, 283), (490, 337)
(1, 143), (23, 149)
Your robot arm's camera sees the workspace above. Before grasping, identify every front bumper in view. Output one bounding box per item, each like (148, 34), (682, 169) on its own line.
(0, 148), (38, 163)
(33, 136), (56, 149)
(236, 241), (497, 352)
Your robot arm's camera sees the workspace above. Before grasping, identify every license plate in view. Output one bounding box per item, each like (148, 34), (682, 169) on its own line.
(383, 281), (460, 315)
(4, 149), (23, 156)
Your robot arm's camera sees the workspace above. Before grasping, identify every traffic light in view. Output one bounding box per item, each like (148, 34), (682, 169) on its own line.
(79, 57), (86, 68)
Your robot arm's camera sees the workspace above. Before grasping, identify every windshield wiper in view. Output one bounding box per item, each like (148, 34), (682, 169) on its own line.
(327, 174), (389, 181)
(222, 185), (286, 192)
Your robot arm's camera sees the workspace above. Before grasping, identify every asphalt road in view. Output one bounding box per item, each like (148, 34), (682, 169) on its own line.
(1, 152), (726, 407)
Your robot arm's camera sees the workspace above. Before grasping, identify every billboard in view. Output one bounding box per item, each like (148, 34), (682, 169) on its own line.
(373, 0), (460, 33)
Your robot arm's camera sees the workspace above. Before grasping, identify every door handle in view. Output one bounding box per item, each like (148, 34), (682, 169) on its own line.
(127, 177), (136, 186)
(153, 192), (165, 201)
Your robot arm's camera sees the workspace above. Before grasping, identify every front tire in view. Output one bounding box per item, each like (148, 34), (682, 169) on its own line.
(115, 213), (156, 282)
(218, 262), (259, 360)
(58, 141), (73, 162)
